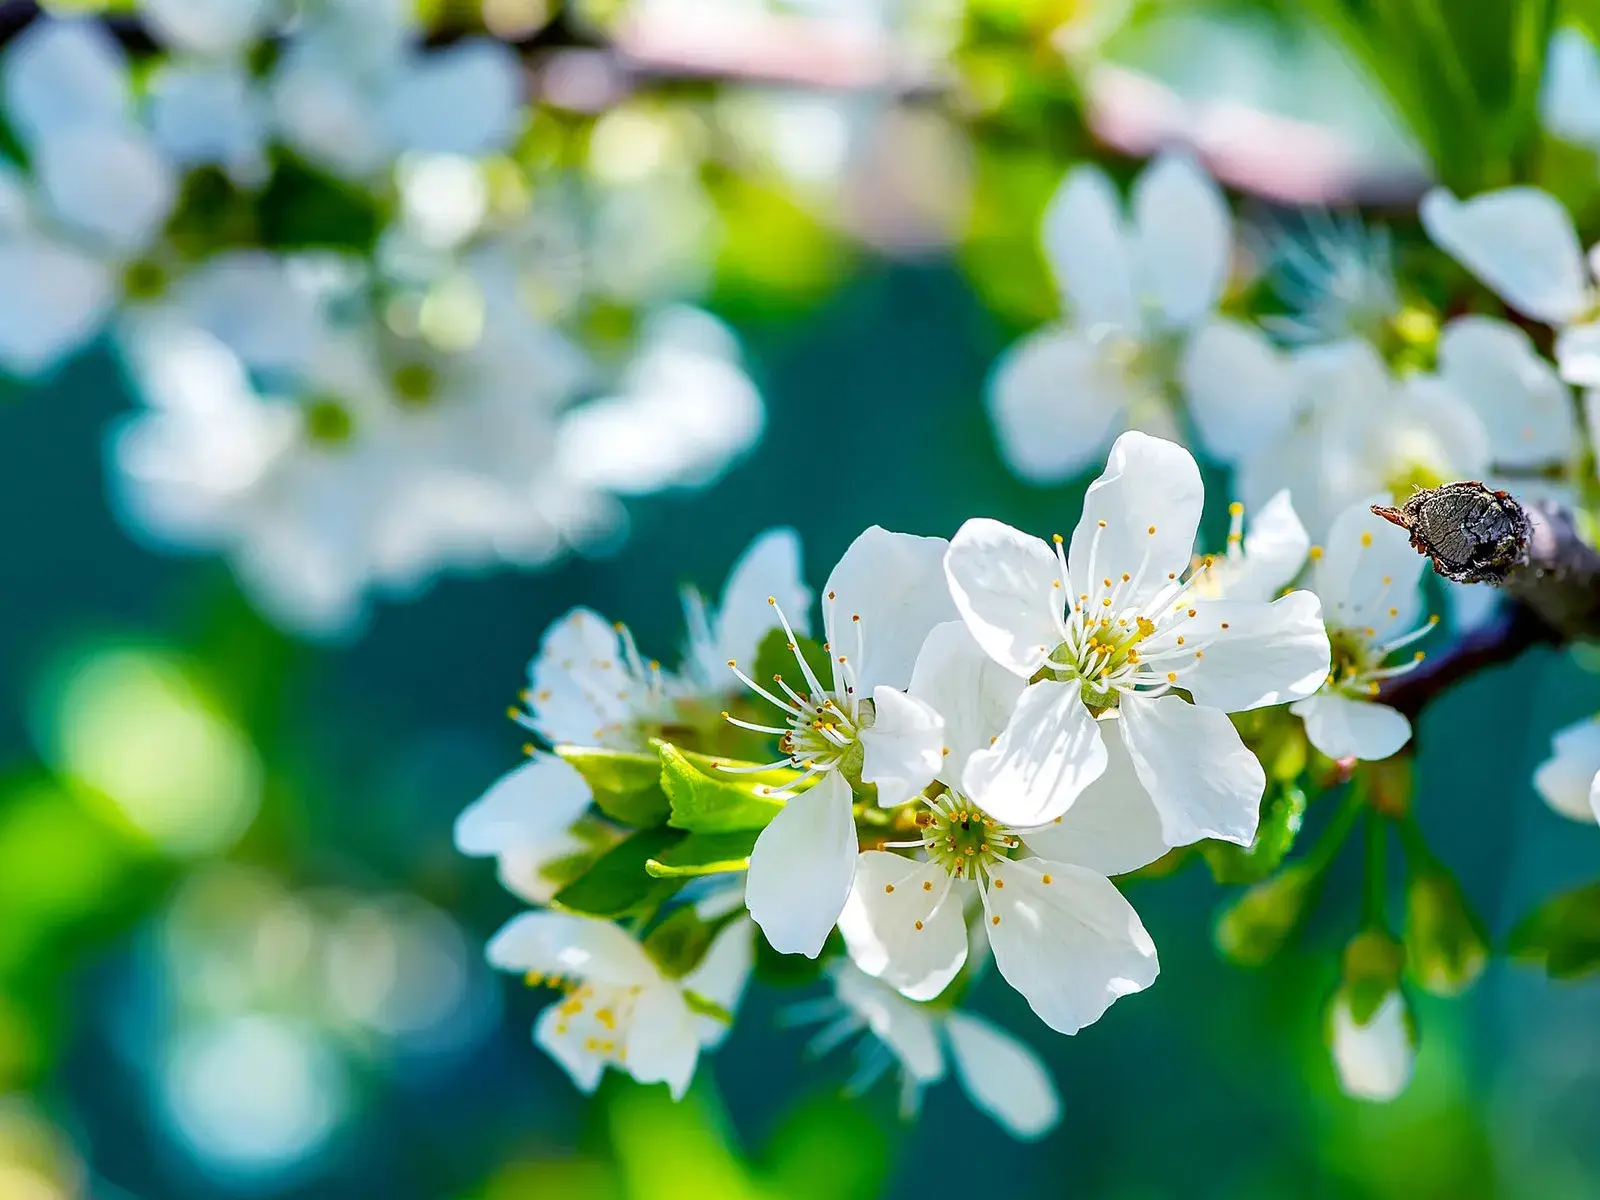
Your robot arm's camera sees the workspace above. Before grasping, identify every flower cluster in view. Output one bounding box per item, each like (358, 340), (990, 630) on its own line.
(453, 427), (1500, 1130)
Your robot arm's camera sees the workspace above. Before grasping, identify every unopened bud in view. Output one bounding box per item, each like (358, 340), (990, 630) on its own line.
(1214, 863), (1318, 966)
(1327, 984), (1417, 1103)
(1405, 868), (1488, 996)
(1340, 929), (1405, 1023)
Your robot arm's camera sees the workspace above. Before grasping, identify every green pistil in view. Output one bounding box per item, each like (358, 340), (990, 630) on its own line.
(920, 791), (1016, 878)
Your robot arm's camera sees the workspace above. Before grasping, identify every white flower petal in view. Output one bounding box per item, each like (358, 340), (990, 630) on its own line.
(1533, 717), (1600, 823)
(1556, 320), (1600, 388)
(1179, 319), (1293, 464)
(527, 608), (640, 749)
(625, 984), (700, 1100)
(1437, 316), (1576, 468)
(1163, 592), (1330, 713)
(3, 17), (129, 148)
(535, 1004), (607, 1094)
(1020, 723), (1169, 876)
(944, 518), (1063, 678)
(985, 326), (1128, 485)
(1119, 695), (1265, 846)
(453, 755), (592, 857)
(983, 858), (1158, 1035)
(385, 39), (522, 157)
(943, 1010), (1062, 1140)
(1330, 991), (1413, 1102)
(1041, 164), (1138, 330)
(1216, 489), (1311, 602)
(1132, 152), (1230, 329)
(1290, 692), (1411, 761)
(830, 963), (945, 1084)
(962, 680), (1107, 827)
(745, 773), (857, 958)
(1419, 187), (1589, 324)
(36, 126), (176, 254)
(906, 621), (1027, 784)
(860, 686), (946, 808)
(709, 526), (811, 675)
(681, 921), (755, 1049)
(143, 0), (273, 57)
(0, 236), (113, 377)
(838, 851), (969, 1002)
(1069, 430), (1204, 606)
(148, 62), (270, 184)
(1314, 502), (1426, 642)
(824, 526), (955, 693)
(1542, 28), (1600, 147)
(487, 911), (661, 988)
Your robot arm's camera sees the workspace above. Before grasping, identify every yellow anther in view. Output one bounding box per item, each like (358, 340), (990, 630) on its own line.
(1167, 672), (1177, 682)
(991, 915), (1001, 925)
(1053, 533), (1064, 544)
(1098, 520), (1107, 528)
(1309, 546), (1324, 560)
(1041, 874), (1053, 885)
(922, 880), (933, 891)
(915, 920), (924, 931)
(1228, 502), (1243, 517)
(1360, 531), (1373, 547)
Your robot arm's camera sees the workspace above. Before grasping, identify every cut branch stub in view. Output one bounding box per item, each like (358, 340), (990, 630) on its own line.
(1373, 482), (1600, 641)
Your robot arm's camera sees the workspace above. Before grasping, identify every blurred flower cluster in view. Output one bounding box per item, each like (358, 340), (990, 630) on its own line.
(1, 3), (765, 636)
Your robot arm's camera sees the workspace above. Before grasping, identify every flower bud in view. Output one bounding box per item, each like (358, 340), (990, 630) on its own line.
(1327, 985), (1417, 1102)
(1404, 867), (1488, 996)
(1214, 863), (1318, 966)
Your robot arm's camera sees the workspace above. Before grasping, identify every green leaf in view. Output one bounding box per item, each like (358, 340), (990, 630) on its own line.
(658, 742), (791, 834)
(1508, 880), (1600, 979)
(646, 830), (759, 878)
(1201, 784), (1307, 885)
(552, 827), (684, 918)
(752, 627), (833, 703)
(760, 1095), (892, 1200)
(555, 745), (671, 828)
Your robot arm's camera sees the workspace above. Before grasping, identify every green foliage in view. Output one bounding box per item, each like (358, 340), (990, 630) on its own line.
(258, 154), (387, 250)
(552, 828), (685, 919)
(1202, 784), (1307, 884)
(556, 745), (672, 828)
(1508, 880), (1600, 978)
(761, 1096), (892, 1200)
(1297, 0), (1555, 190)
(659, 742), (789, 834)
(646, 831), (760, 878)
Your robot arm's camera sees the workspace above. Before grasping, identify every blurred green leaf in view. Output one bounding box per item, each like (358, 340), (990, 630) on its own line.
(553, 828), (684, 919)
(760, 1096), (891, 1200)
(659, 742), (788, 834)
(642, 905), (717, 977)
(606, 1078), (760, 1200)
(1508, 879), (1600, 979)
(646, 831), (758, 878)
(556, 745), (672, 828)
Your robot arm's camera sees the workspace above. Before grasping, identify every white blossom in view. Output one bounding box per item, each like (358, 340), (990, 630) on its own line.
(790, 961), (1061, 1140)
(486, 911), (753, 1099)
(1252, 209), (1399, 346)
(945, 431), (1329, 841)
(1533, 717), (1600, 824)
(1237, 339), (1491, 537)
(1289, 502), (1434, 762)
(732, 527), (955, 958)
(986, 152), (1292, 482)
(837, 619), (1164, 1034)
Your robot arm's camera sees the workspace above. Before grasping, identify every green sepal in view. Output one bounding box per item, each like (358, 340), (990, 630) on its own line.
(1341, 930), (1406, 1024)
(555, 745), (671, 828)
(1508, 880), (1600, 980)
(551, 827), (684, 918)
(1201, 784), (1307, 885)
(1404, 866), (1489, 997)
(682, 991), (734, 1025)
(658, 741), (791, 834)
(752, 627), (832, 706)
(646, 830), (759, 878)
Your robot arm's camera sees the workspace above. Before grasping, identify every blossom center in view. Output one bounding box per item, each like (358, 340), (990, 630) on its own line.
(530, 973), (643, 1066)
(722, 594), (869, 792)
(915, 789), (1018, 881)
